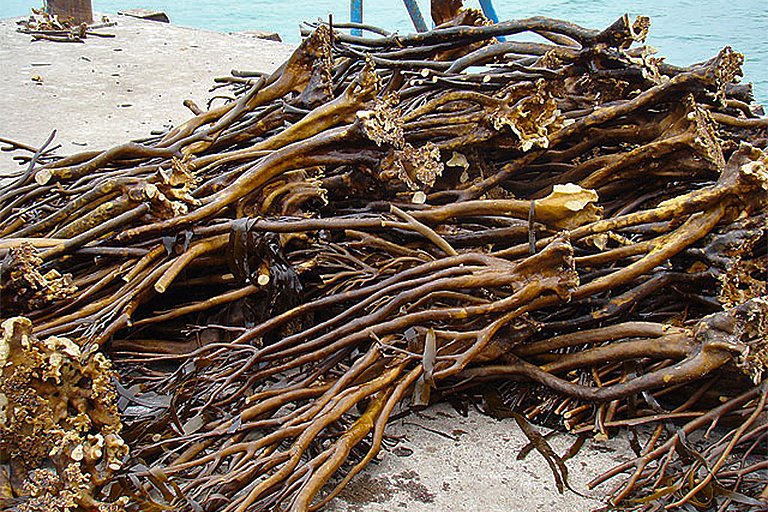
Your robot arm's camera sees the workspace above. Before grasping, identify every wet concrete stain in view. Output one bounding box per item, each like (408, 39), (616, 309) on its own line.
(331, 470), (435, 511)
(392, 470), (435, 504)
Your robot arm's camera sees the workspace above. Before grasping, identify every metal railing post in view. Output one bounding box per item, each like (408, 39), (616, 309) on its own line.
(403, 0), (428, 32)
(350, 0), (363, 35)
(478, 0), (505, 41)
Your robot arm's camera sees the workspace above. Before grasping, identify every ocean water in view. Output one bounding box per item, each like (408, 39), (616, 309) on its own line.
(3, 0), (767, 102)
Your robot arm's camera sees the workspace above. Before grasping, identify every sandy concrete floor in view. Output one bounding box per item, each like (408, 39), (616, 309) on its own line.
(0, 15), (292, 169)
(325, 403), (633, 512)
(0, 14), (632, 511)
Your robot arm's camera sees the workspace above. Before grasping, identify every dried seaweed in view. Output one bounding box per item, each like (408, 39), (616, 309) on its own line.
(1, 5), (767, 512)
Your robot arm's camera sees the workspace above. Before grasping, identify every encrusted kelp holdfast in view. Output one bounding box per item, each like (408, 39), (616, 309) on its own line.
(1, 4), (767, 512)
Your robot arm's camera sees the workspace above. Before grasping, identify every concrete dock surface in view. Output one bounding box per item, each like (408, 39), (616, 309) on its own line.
(0, 15), (292, 168)
(0, 14), (632, 511)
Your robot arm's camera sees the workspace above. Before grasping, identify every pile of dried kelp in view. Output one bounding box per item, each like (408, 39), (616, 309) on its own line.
(16, 8), (115, 43)
(1, 6), (767, 512)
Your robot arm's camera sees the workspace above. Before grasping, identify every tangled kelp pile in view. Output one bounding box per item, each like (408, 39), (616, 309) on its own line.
(16, 8), (115, 43)
(1, 6), (767, 512)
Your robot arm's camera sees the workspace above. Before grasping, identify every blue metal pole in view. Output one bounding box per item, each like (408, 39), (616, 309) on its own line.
(478, 0), (505, 41)
(402, 0), (428, 33)
(350, 0), (363, 36)
(478, 0), (499, 22)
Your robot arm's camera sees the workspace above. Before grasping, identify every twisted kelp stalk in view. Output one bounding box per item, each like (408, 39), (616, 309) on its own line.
(1, 5), (767, 511)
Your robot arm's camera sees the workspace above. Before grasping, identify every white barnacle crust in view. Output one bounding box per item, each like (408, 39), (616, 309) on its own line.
(0, 392), (8, 428)
(490, 80), (563, 153)
(380, 142), (444, 192)
(0, 315), (128, 510)
(740, 159), (768, 190)
(735, 297), (768, 384)
(0, 320), (11, 366)
(357, 95), (404, 148)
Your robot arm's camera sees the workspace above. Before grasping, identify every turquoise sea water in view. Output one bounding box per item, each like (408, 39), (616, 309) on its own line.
(3, 0), (767, 102)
